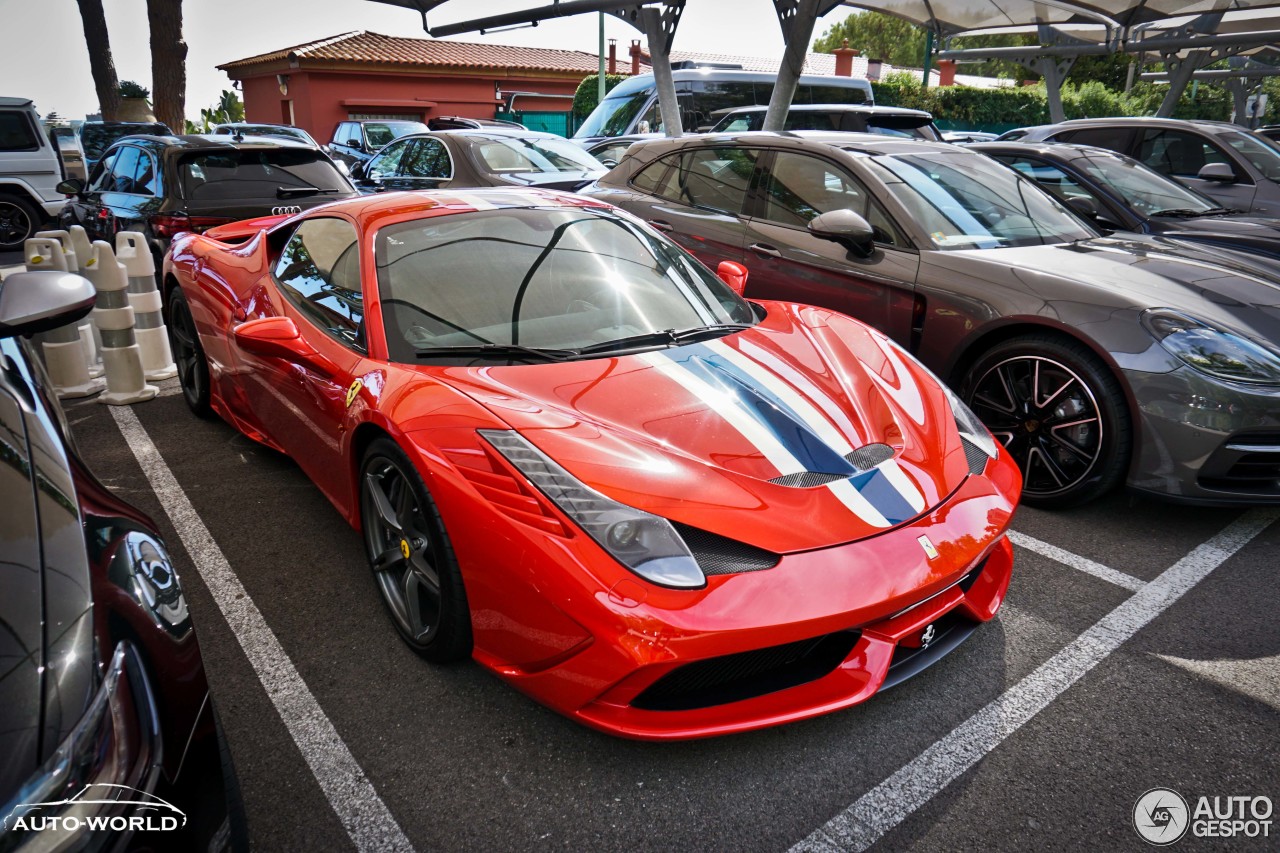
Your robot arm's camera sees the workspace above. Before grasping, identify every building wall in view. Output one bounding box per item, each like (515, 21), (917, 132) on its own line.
(238, 67), (582, 141)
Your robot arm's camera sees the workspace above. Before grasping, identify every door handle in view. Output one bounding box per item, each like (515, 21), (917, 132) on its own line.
(750, 242), (782, 258)
(647, 219), (674, 232)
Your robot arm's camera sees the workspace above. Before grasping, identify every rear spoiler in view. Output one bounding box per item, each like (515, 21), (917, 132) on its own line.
(204, 213), (293, 242)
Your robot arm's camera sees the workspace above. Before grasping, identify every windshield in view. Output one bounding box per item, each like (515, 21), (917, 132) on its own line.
(80, 123), (170, 162)
(178, 150), (351, 200)
(575, 90), (651, 139)
(375, 206), (754, 360)
(468, 135), (603, 174)
(1076, 151), (1217, 215)
(1219, 130), (1280, 181)
(870, 150), (1096, 250)
(364, 121), (428, 149)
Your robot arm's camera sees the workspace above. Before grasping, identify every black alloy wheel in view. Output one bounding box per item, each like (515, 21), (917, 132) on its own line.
(360, 438), (472, 662)
(166, 286), (213, 417)
(0, 195), (40, 251)
(963, 334), (1131, 508)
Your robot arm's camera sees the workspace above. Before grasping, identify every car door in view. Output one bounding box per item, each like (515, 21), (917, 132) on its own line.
(100, 144), (162, 239)
(240, 216), (366, 509)
(624, 146), (755, 270)
(740, 149), (920, 342)
(1133, 127), (1257, 211)
(361, 137), (410, 190)
(65, 148), (118, 240)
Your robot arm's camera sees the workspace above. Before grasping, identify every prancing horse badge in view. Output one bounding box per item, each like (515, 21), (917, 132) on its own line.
(917, 535), (939, 560)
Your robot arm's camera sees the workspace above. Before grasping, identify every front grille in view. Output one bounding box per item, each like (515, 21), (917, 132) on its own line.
(769, 444), (896, 488)
(962, 439), (990, 475)
(631, 631), (861, 711)
(880, 611), (978, 692)
(673, 523), (779, 575)
(1198, 432), (1280, 494)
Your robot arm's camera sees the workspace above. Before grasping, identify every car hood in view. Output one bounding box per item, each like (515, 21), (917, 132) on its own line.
(1146, 214), (1280, 253)
(434, 303), (976, 553)
(930, 234), (1280, 340)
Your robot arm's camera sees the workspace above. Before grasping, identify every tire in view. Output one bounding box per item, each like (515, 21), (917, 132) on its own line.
(166, 286), (213, 418)
(360, 438), (472, 662)
(960, 333), (1131, 509)
(213, 703), (250, 853)
(0, 194), (43, 251)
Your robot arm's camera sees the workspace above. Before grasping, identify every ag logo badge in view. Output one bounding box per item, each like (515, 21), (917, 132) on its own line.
(1133, 788), (1189, 845)
(917, 535), (939, 560)
(345, 378), (364, 408)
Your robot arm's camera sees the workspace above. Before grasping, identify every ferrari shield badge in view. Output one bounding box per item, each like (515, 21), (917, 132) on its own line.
(345, 378), (364, 408)
(917, 535), (939, 560)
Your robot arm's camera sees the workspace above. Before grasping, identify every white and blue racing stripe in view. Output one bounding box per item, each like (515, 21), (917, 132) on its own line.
(643, 343), (926, 527)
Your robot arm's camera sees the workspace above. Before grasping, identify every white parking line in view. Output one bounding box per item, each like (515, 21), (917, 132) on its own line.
(791, 508), (1279, 853)
(110, 406), (414, 853)
(1007, 531), (1146, 592)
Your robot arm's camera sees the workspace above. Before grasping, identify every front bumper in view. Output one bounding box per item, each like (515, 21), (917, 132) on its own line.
(1126, 364), (1280, 504)
(472, 452), (1020, 741)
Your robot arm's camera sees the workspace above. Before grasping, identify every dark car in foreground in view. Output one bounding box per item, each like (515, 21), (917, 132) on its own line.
(584, 131), (1280, 507)
(0, 270), (240, 850)
(213, 122), (322, 148)
(974, 141), (1280, 257)
(57, 134), (357, 273)
(353, 129), (605, 193)
(707, 104), (941, 140)
(1008, 117), (1280, 216)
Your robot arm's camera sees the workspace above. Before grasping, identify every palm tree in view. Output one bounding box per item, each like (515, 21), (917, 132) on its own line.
(147, 0), (186, 132)
(76, 0), (121, 120)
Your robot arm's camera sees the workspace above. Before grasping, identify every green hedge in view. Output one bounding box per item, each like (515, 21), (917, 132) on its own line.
(573, 74), (628, 119)
(871, 72), (1235, 131)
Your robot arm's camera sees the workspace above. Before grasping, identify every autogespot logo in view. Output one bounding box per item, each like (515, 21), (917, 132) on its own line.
(1134, 788), (1190, 845)
(3, 783), (186, 835)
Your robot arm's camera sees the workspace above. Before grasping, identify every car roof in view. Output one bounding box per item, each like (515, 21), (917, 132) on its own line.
(103, 133), (320, 157)
(626, 130), (951, 157)
(0, 97), (34, 108)
(712, 104), (930, 118)
(310, 187), (611, 230)
(968, 140), (1120, 161)
(1047, 116), (1245, 133)
(440, 128), (564, 140)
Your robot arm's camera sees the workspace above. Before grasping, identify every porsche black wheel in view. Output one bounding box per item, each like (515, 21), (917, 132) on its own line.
(166, 286), (213, 418)
(962, 334), (1131, 508)
(360, 438), (472, 662)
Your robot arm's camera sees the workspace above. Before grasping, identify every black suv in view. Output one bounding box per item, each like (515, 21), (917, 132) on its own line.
(57, 134), (357, 273)
(0, 270), (241, 849)
(327, 119), (427, 169)
(78, 121), (172, 173)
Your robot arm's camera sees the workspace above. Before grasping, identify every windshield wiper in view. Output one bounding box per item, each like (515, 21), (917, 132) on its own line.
(574, 323), (753, 356)
(1151, 207), (1232, 218)
(413, 344), (576, 362)
(276, 186), (341, 198)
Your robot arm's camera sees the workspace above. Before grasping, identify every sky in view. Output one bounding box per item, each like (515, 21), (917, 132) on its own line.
(0, 0), (856, 122)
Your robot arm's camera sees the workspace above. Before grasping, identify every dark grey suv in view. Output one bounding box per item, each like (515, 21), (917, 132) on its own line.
(1011, 117), (1280, 216)
(583, 131), (1280, 507)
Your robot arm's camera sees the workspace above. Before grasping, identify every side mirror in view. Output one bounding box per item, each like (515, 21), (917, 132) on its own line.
(0, 271), (97, 338)
(808, 209), (876, 258)
(1197, 162), (1235, 183)
(346, 138), (364, 151)
(600, 158), (618, 169)
(56, 178), (85, 196)
(1066, 196), (1099, 219)
(233, 316), (336, 376)
(716, 261), (749, 296)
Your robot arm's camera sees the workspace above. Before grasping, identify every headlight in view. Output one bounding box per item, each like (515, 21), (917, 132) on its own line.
(479, 430), (706, 589)
(941, 381), (999, 459)
(1141, 309), (1280, 385)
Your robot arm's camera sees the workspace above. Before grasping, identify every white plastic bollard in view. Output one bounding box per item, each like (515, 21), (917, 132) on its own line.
(33, 228), (103, 378)
(81, 241), (158, 405)
(115, 232), (177, 380)
(23, 238), (105, 398)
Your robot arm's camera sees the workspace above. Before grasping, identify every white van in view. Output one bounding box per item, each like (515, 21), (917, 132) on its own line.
(0, 98), (63, 250)
(573, 70), (875, 145)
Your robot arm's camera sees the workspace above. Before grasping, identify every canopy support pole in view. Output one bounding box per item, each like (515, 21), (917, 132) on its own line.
(762, 0), (829, 132)
(1016, 55), (1076, 123)
(638, 1), (685, 136)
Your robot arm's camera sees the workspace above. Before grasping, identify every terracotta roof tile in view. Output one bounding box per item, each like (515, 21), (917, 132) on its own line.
(219, 31), (603, 74)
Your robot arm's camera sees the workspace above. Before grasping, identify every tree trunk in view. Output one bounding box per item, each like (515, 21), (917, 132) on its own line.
(76, 0), (120, 120)
(147, 0), (187, 133)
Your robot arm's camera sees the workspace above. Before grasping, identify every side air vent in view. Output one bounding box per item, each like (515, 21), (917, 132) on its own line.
(672, 522), (779, 575)
(769, 443), (896, 488)
(963, 439), (990, 475)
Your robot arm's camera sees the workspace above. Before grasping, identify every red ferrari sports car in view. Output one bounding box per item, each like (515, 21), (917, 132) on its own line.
(163, 188), (1020, 740)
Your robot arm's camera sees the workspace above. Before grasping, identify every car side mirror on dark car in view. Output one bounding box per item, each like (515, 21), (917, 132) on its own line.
(0, 271), (97, 338)
(56, 178), (85, 196)
(345, 138), (364, 151)
(1067, 196), (1099, 219)
(808, 209), (876, 258)
(1197, 162), (1236, 183)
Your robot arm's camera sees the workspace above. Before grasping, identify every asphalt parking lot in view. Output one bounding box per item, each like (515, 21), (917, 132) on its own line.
(59, 375), (1280, 852)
